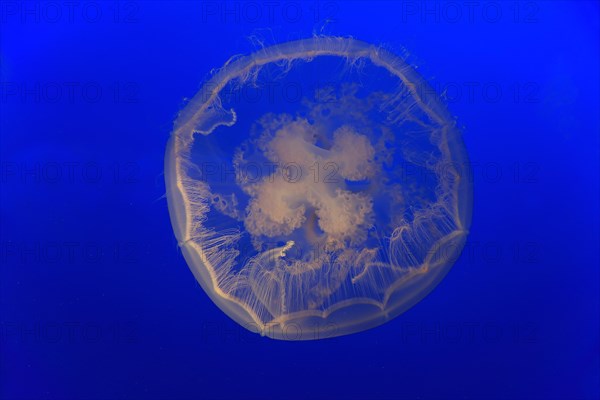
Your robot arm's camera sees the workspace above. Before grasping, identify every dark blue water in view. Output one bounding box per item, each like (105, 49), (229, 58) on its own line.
(1, 1), (598, 399)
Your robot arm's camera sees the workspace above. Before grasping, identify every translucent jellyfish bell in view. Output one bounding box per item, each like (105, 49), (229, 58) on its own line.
(165, 36), (472, 340)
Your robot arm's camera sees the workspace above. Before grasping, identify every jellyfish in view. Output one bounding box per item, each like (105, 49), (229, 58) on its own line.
(165, 36), (472, 340)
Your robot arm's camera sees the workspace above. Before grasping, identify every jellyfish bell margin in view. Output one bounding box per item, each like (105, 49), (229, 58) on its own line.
(165, 36), (473, 341)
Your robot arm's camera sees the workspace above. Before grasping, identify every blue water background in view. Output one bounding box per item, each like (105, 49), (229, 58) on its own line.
(1, 1), (598, 399)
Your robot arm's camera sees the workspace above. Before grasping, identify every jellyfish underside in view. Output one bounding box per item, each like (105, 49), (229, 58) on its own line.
(165, 37), (471, 340)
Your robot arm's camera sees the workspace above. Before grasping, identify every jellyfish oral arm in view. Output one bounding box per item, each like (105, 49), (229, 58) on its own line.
(242, 118), (376, 249)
